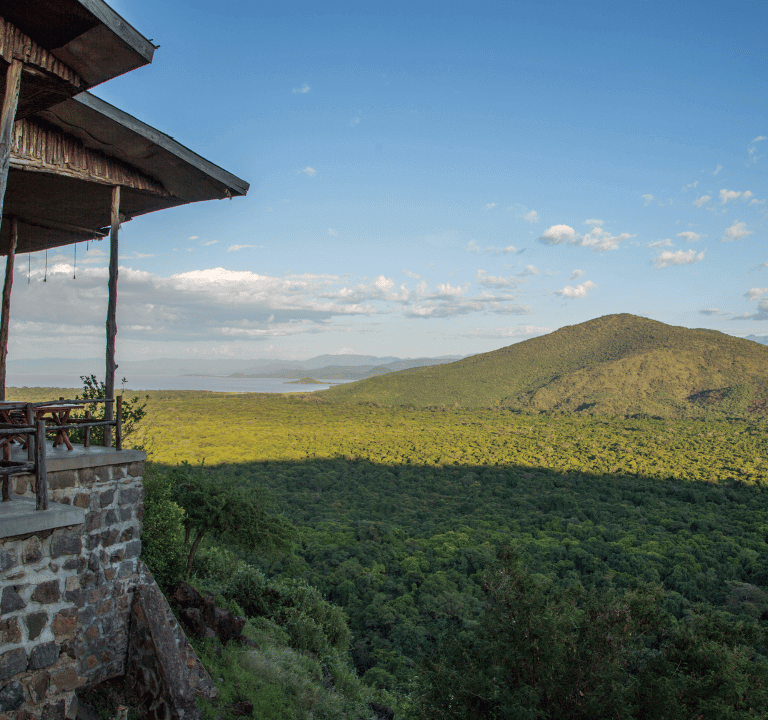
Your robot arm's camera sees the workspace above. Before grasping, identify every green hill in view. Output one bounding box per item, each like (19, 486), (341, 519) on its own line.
(319, 313), (768, 417)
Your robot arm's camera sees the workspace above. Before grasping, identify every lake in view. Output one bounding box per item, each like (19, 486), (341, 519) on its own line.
(6, 373), (355, 393)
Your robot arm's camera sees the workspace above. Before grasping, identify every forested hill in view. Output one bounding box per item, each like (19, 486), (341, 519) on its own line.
(319, 313), (768, 417)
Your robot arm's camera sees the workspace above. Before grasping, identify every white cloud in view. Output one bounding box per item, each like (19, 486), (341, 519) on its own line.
(292, 83), (310, 94)
(743, 297), (768, 321)
(723, 220), (752, 241)
(579, 227), (635, 252)
(374, 275), (395, 293)
(584, 219), (603, 226)
(642, 194), (654, 206)
(745, 288), (768, 301)
(682, 182), (699, 192)
(403, 269), (420, 279)
(699, 308), (727, 316)
(327, 228), (338, 236)
(652, 249), (704, 268)
(648, 239), (673, 248)
(466, 240), (517, 254)
(522, 210), (538, 223)
(750, 198), (766, 205)
(677, 231), (701, 242)
(466, 324), (549, 339)
(518, 264), (540, 277)
(188, 236), (199, 240)
(485, 202), (497, 209)
(299, 166), (316, 177)
(693, 195), (711, 208)
(555, 280), (596, 298)
(569, 269), (584, 280)
(720, 189), (744, 203)
(538, 224), (576, 245)
(475, 270), (518, 288)
(753, 136), (767, 143)
(202, 240), (218, 246)
(712, 164), (723, 175)
(742, 191), (753, 201)
(227, 244), (256, 252)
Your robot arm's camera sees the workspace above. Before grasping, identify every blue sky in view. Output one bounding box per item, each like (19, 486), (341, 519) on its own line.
(9, 0), (768, 362)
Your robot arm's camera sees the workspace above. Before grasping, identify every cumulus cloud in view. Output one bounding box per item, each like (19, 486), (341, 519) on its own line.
(292, 83), (310, 94)
(518, 264), (540, 277)
(475, 270), (518, 288)
(555, 280), (596, 298)
(745, 288), (768, 301)
(742, 297), (768, 321)
(189, 235), (199, 240)
(522, 210), (538, 223)
(584, 219), (603, 226)
(682, 181), (699, 192)
(403, 269), (420, 279)
(299, 166), (316, 177)
(652, 250), (705, 268)
(693, 195), (711, 208)
(537, 224), (633, 252)
(227, 244), (256, 252)
(677, 231), (701, 242)
(466, 325), (550, 339)
(485, 202), (497, 209)
(699, 308), (727, 316)
(648, 239), (673, 248)
(642, 194), (654, 207)
(720, 189), (745, 203)
(569, 269), (584, 280)
(723, 220), (752, 241)
(713, 164), (723, 175)
(538, 224), (576, 245)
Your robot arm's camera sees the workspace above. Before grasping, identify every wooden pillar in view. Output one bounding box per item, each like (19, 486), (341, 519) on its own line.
(105, 186), (120, 447)
(0, 61), (23, 402)
(0, 216), (18, 401)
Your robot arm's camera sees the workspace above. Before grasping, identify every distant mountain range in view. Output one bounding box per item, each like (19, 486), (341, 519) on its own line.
(6, 354), (466, 379)
(320, 314), (768, 418)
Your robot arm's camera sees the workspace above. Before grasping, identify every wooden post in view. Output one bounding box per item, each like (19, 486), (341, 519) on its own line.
(105, 186), (120, 447)
(115, 395), (122, 451)
(84, 409), (91, 447)
(35, 418), (47, 510)
(0, 61), (23, 402)
(25, 402), (33, 461)
(0, 217), (18, 401)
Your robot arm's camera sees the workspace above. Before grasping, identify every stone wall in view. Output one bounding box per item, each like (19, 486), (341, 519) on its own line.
(0, 449), (145, 719)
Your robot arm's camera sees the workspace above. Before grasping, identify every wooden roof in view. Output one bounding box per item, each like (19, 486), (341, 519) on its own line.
(1, 92), (249, 255)
(2, 0), (154, 88)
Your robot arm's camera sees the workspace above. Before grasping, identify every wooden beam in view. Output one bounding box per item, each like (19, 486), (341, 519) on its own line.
(0, 60), (22, 249)
(0, 217), (18, 401)
(105, 185), (120, 447)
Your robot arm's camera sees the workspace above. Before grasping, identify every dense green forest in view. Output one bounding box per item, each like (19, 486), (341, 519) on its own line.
(9, 384), (768, 717)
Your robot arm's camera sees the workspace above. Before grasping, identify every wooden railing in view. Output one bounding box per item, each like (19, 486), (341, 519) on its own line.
(0, 397), (124, 511)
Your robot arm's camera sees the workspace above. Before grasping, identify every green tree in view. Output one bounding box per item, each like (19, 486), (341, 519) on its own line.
(172, 464), (295, 577)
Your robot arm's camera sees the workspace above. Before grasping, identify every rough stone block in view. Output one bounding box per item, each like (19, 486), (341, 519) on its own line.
(126, 462), (144, 477)
(119, 527), (135, 542)
(85, 535), (100, 552)
(13, 477), (27, 495)
(31, 580), (60, 604)
(1, 586), (25, 613)
(119, 508), (132, 522)
(0, 681), (23, 711)
(28, 672), (49, 703)
(118, 560), (135, 579)
(52, 608), (78, 641)
(50, 665), (80, 692)
(119, 488), (139, 506)
(0, 618), (20, 645)
(95, 466), (112, 482)
(84, 624), (99, 641)
(103, 510), (118, 526)
(113, 465), (127, 479)
(73, 493), (89, 509)
(0, 648), (26, 681)
(50, 530), (81, 559)
(77, 468), (95, 485)
(48, 471), (77, 491)
(63, 589), (84, 607)
(62, 557), (86, 573)
(0, 549), (17, 574)
(124, 540), (141, 559)
(104, 568), (116, 582)
(99, 490), (114, 508)
(22, 538), (42, 565)
(41, 699), (65, 720)
(25, 612), (48, 641)
(28, 642), (60, 670)
(85, 513), (102, 533)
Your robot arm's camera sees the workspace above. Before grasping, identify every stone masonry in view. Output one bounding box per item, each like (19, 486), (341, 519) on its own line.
(0, 450), (145, 719)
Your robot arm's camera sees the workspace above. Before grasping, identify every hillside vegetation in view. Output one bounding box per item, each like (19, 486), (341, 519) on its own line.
(319, 314), (768, 417)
